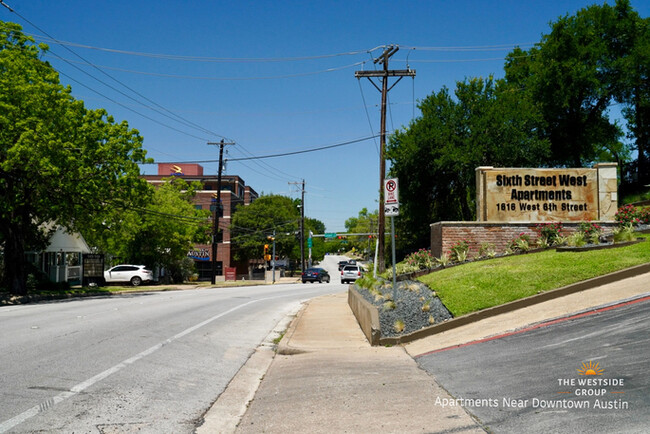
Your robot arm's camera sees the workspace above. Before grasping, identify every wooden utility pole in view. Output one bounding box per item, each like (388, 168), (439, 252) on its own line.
(208, 139), (234, 284)
(355, 45), (415, 272)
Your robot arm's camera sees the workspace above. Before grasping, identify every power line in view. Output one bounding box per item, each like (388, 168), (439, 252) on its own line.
(29, 34), (381, 62)
(5, 6), (230, 142)
(147, 135), (380, 165)
(43, 54), (367, 80)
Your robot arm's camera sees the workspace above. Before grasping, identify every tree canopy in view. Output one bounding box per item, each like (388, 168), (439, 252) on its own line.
(387, 0), (650, 254)
(387, 77), (550, 249)
(0, 22), (150, 295)
(504, 0), (649, 182)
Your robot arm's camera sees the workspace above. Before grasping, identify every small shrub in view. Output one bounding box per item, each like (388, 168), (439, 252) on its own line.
(357, 275), (380, 290)
(639, 207), (650, 224)
(555, 235), (569, 246)
(404, 248), (436, 270)
(404, 282), (420, 292)
(450, 239), (470, 262)
(421, 301), (431, 312)
(394, 319), (405, 333)
(579, 222), (603, 244)
(567, 232), (586, 247)
(383, 300), (396, 311)
(613, 223), (636, 243)
(428, 315), (435, 325)
(536, 237), (550, 249)
(515, 237), (530, 252)
(435, 252), (450, 267)
(535, 222), (563, 245)
(478, 242), (496, 258)
(615, 204), (641, 226)
(455, 249), (468, 262)
(509, 233), (531, 252)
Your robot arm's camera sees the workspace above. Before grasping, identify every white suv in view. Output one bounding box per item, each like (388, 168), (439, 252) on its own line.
(104, 265), (153, 286)
(341, 264), (363, 284)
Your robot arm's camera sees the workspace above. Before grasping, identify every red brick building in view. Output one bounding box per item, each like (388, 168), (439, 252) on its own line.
(142, 163), (258, 280)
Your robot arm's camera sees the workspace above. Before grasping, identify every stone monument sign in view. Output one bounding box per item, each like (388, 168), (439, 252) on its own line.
(476, 163), (618, 222)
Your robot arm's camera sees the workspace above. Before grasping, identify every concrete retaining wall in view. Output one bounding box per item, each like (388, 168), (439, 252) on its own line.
(347, 287), (381, 346)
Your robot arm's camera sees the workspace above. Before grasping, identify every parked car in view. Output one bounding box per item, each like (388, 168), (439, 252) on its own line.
(302, 268), (330, 283)
(341, 264), (363, 284)
(338, 260), (349, 270)
(104, 265), (153, 286)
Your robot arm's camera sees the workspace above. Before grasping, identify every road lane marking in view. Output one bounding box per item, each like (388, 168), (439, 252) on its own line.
(0, 295), (287, 433)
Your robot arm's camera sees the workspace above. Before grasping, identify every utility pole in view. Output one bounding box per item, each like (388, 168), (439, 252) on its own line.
(208, 139), (234, 285)
(355, 45), (415, 273)
(289, 179), (306, 273)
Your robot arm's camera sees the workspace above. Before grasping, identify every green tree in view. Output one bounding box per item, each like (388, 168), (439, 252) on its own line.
(344, 207), (379, 254)
(504, 0), (643, 170)
(387, 77), (549, 250)
(0, 22), (150, 295)
(230, 195), (301, 266)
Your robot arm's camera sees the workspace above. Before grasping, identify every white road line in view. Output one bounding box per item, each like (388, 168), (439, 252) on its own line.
(0, 296), (271, 433)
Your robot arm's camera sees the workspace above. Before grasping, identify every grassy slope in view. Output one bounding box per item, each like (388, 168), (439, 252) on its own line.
(418, 233), (650, 317)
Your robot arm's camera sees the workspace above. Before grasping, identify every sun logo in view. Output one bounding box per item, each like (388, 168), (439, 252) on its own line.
(171, 165), (183, 174)
(577, 361), (604, 376)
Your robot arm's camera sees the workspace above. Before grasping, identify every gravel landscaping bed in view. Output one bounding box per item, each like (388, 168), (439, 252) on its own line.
(355, 280), (453, 338)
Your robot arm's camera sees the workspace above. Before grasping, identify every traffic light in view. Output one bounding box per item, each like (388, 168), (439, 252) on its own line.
(264, 244), (270, 261)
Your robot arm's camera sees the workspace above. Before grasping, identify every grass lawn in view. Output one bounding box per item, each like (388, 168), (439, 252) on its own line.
(418, 233), (650, 317)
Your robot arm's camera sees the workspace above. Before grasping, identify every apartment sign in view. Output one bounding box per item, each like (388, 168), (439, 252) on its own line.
(479, 168), (599, 222)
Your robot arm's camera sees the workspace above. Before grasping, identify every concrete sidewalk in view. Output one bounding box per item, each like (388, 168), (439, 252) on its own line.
(199, 271), (650, 434)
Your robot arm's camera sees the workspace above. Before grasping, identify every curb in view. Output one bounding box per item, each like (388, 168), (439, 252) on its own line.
(349, 262), (650, 346)
(196, 301), (303, 433)
(276, 301), (310, 355)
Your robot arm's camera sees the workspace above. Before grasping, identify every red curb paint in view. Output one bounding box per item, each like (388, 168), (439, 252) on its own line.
(414, 295), (650, 358)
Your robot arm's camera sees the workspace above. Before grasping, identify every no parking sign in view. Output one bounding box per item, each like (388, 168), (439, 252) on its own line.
(384, 178), (399, 217)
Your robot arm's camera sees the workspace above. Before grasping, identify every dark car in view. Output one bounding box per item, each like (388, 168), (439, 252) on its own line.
(302, 267), (330, 283)
(338, 260), (349, 270)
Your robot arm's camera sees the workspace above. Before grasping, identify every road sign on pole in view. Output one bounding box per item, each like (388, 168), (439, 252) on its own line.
(384, 178), (399, 217)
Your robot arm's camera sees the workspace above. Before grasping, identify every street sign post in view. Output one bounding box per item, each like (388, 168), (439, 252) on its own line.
(324, 232), (337, 239)
(384, 178), (399, 295)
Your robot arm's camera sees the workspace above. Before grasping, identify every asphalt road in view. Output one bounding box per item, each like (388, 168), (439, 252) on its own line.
(0, 258), (346, 433)
(416, 296), (650, 434)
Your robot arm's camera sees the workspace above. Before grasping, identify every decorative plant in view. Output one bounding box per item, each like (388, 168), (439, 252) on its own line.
(554, 235), (569, 246)
(393, 319), (405, 333)
(421, 301), (431, 312)
(579, 222), (603, 244)
(404, 248), (436, 270)
(383, 300), (396, 311)
(509, 233), (531, 252)
(613, 223), (636, 243)
(435, 252), (450, 267)
(535, 222), (563, 245)
(615, 204), (641, 226)
(536, 236), (550, 249)
(428, 315), (435, 325)
(567, 231), (586, 247)
(639, 207), (650, 224)
(450, 239), (470, 262)
(478, 242), (496, 258)
(455, 248), (469, 262)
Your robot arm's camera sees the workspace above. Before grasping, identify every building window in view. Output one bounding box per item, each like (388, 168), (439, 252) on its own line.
(195, 205), (203, 210)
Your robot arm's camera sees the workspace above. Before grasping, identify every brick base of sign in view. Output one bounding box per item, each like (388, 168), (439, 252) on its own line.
(430, 221), (619, 258)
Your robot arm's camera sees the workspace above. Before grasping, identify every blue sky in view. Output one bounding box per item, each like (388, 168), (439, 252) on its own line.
(3, 1), (649, 232)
